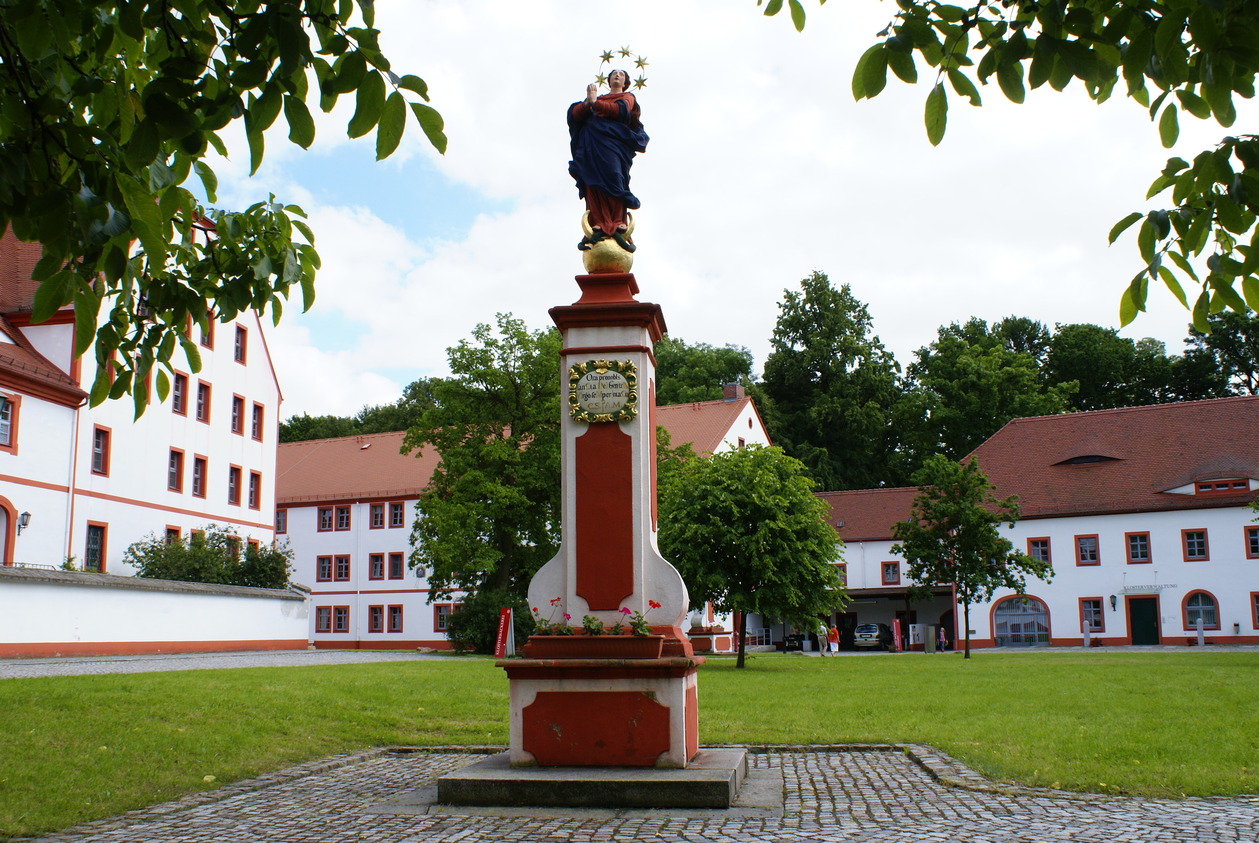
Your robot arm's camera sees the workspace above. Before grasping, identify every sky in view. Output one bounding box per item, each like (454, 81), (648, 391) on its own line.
(208, 0), (1256, 419)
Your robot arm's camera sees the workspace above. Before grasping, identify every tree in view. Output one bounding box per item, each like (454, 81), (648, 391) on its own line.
(402, 314), (562, 604)
(763, 0), (1259, 331)
(761, 272), (903, 490)
(1187, 309), (1259, 395)
(899, 320), (1074, 464)
(279, 377), (437, 442)
(653, 336), (755, 405)
(890, 455), (1051, 658)
(124, 525), (292, 588)
(658, 445), (846, 668)
(0, 0), (445, 416)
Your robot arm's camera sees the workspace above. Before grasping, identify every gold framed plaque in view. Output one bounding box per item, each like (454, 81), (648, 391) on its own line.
(567, 359), (638, 423)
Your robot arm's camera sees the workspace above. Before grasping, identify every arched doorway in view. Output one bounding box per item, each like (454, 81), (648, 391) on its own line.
(0, 495), (14, 567)
(992, 596), (1050, 647)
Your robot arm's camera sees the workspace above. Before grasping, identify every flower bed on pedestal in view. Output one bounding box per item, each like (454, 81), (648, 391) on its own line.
(522, 634), (665, 659)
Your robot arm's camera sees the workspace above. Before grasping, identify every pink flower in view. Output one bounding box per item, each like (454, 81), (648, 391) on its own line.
(620, 607), (632, 615)
(563, 613), (571, 620)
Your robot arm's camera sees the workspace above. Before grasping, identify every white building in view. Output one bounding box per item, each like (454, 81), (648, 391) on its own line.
(277, 386), (768, 649)
(0, 232), (282, 576)
(823, 396), (1259, 649)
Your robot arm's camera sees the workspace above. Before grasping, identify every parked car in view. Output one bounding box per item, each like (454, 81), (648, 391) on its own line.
(853, 623), (893, 650)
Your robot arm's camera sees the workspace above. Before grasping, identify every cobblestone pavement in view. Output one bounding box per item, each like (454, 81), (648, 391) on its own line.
(23, 746), (1259, 843)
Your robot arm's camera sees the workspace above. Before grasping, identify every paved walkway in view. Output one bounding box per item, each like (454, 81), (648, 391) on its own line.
(22, 745), (1259, 843)
(0, 649), (454, 679)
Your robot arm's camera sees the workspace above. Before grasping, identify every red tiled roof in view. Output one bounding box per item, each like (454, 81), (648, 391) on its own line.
(656, 396), (760, 455)
(276, 432), (439, 504)
(819, 397), (1259, 540)
(277, 397), (763, 503)
(0, 230), (42, 313)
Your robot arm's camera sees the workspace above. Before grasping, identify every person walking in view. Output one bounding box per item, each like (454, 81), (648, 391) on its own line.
(826, 624), (840, 656)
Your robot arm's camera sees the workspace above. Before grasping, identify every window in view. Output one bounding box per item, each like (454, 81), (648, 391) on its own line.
(992, 596), (1051, 646)
(369, 553), (384, 580)
(248, 471), (261, 510)
(84, 523), (107, 573)
(234, 325), (247, 363)
(1253, 592), (1259, 630)
(226, 536), (240, 559)
(335, 505), (351, 531)
(388, 552), (405, 579)
(1184, 591), (1219, 630)
(192, 456), (207, 498)
(167, 449), (184, 492)
(227, 465), (242, 505)
(198, 313), (214, 349)
(834, 563), (847, 586)
(333, 606), (350, 633)
(172, 373), (188, 415)
(196, 381), (211, 423)
(389, 501), (405, 528)
(315, 607), (332, 633)
(0, 395), (15, 450)
(1027, 538), (1051, 564)
(317, 507), (332, 532)
(1079, 597), (1105, 633)
(434, 603), (453, 632)
(1074, 535), (1099, 566)
(165, 526), (181, 544)
(1195, 478), (1249, 495)
(370, 503), (384, 529)
(1125, 531), (1151, 564)
(91, 426), (111, 475)
(368, 605), (384, 633)
(190, 529), (205, 546)
(388, 605), (404, 633)
(251, 403), (264, 441)
(316, 556), (332, 581)
(334, 555), (350, 581)
(230, 395), (245, 434)
(247, 538), (260, 555)
(881, 561), (900, 585)
(1181, 529), (1209, 562)
(1247, 526), (1259, 560)
(276, 509), (287, 534)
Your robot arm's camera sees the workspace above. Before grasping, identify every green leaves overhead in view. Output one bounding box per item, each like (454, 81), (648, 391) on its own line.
(0, 0), (446, 414)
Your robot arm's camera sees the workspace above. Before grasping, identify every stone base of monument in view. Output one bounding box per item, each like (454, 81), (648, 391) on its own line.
(436, 747), (749, 809)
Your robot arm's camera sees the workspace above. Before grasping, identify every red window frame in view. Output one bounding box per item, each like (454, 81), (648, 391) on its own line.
(881, 561), (900, 586)
(369, 553), (384, 580)
(1246, 526), (1259, 560)
(84, 521), (108, 573)
(227, 464), (242, 506)
(335, 505), (351, 531)
(389, 501), (405, 528)
(1252, 592), (1259, 630)
(388, 552), (405, 579)
(1182, 590), (1220, 631)
(1078, 597), (1105, 634)
(167, 448), (185, 492)
(1195, 478), (1249, 495)
(1027, 537), (1051, 564)
(317, 507), (333, 532)
(234, 324), (247, 363)
(315, 606), (331, 633)
(434, 603), (453, 632)
(332, 605), (350, 633)
(230, 394), (245, 435)
(368, 605), (384, 634)
(1181, 528), (1209, 562)
(164, 525), (181, 544)
(248, 471), (261, 510)
(834, 562), (847, 586)
(0, 393), (20, 455)
(1074, 534), (1099, 566)
(334, 554), (350, 581)
(1125, 531), (1151, 564)
(192, 455), (207, 498)
(370, 503), (385, 529)
(172, 372), (188, 415)
(198, 313), (214, 349)
(275, 508), (288, 534)
(195, 381), (211, 423)
(388, 604), (404, 633)
(251, 402), (264, 441)
(91, 425), (111, 476)
(316, 556), (332, 582)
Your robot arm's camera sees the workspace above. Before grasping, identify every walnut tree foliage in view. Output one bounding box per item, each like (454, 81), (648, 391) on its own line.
(0, 0), (445, 417)
(762, 0), (1259, 333)
(890, 454), (1052, 658)
(658, 444), (846, 668)
(402, 314), (562, 601)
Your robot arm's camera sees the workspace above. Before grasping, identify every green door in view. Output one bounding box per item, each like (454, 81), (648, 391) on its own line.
(1128, 597), (1160, 645)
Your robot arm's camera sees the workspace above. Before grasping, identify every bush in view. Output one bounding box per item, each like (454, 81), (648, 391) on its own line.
(444, 588), (535, 653)
(123, 525), (292, 589)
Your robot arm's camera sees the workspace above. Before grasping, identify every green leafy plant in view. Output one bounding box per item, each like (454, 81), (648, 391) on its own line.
(624, 600), (661, 636)
(580, 615), (606, 636)
(123, 526), (291, 588)
(530, 598), (574, 636)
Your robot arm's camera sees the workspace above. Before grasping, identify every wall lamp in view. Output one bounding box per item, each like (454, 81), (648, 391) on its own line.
(16, 511), (30, 534)
(1109, 594), (1118, 611)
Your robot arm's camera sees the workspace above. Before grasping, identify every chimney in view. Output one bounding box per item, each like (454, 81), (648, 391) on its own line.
(722, 382), (745, 402)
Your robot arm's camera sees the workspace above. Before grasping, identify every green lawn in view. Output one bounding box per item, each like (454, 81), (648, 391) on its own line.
(1, 650), (1255, 838)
